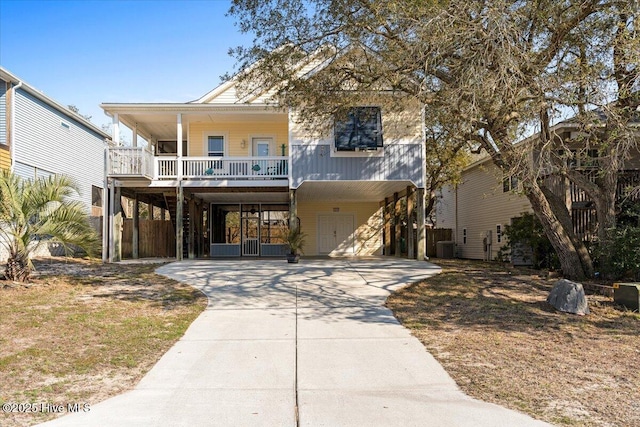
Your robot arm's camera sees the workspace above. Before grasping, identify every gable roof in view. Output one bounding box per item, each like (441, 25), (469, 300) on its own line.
(191, 44), (337, 105)
(0, 67), (111, 140)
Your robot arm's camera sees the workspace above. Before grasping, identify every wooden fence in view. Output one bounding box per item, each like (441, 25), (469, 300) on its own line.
(122, 219), (176, 258)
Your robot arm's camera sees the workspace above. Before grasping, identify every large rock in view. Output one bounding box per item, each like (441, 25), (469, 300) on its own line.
(547, 279), (590, 315)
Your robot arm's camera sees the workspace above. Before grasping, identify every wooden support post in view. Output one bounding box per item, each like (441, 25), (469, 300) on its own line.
(112, 186), (122, 262)
(289, 189), (298, 230)
(176, 188), (184, 261)
(107, 182), (114, 262)
(133, 193), (139, 259)
(394, 192), (402, 257)
(197, 201), (205, 257)
(176, 113), (184, 261)
(416, 188), (426, 260)
(102, 150), (109, 263)
(188, 198), (196, 259)
(407, 186), (415, 259)
(384, 198), (391, 255)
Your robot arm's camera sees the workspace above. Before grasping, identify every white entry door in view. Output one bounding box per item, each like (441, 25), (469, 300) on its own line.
(252, 138), (273, 176)
(318, 214), (354, 255)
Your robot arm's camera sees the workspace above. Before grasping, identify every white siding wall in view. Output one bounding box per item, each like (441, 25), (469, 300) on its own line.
(436, 161), (532, 260)
(0, 79), (6, 145)
(13, 89), (105, 214)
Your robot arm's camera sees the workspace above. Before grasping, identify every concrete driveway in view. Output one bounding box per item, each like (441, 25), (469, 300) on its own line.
(40, 258), (550, 427)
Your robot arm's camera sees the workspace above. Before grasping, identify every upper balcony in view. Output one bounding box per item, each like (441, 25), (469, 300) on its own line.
(107, 147), (288, 184)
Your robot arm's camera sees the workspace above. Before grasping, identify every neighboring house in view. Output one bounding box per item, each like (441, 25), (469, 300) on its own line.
(0, 67), (111, 262)
(436, 159), (532, 261)
(0, 67), (111, 216)
(436, 123), (640, 261)
(102, 64), (427, 261)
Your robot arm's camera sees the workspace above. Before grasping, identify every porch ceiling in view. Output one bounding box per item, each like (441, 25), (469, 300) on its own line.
(296, 181), (418, 203)
(101, 104), (287, 142)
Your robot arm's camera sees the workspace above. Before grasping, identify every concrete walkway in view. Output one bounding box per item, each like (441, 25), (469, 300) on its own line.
(40, 258), (551, 426)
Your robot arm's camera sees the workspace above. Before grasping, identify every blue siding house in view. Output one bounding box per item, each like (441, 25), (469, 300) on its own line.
(0, 67), (110, 216)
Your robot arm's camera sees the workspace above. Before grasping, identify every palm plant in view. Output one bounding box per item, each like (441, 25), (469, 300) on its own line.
(284, 226), (307, 263)
(0, 171), (99, 282)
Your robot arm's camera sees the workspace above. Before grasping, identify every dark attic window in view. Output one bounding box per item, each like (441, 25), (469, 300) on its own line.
(334, 107), (383, 151)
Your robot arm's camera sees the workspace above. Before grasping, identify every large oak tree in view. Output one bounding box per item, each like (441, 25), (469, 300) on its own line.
(229, 0), (639, 279)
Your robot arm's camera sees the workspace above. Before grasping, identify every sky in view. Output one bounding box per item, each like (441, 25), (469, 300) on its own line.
(0, 0), (252, 131)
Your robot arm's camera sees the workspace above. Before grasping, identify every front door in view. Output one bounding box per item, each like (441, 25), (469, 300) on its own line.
(252, 138), (273, 176)
(318, 214), (355, 254)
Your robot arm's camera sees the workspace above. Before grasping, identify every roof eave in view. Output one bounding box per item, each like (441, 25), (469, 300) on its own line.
(0, 67), (111, 140)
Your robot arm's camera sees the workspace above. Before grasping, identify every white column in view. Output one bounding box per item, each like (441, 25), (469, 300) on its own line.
(102, 148), (109, 263)
(132, 123), (138, 148)
(176, 114), (184, 260)
(177, 114), (183, 177)
(112, 113), (120, 145)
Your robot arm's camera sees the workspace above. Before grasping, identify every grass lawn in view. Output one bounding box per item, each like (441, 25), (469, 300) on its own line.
(387, 259), (640, 427)
(0, 258), (207, 427)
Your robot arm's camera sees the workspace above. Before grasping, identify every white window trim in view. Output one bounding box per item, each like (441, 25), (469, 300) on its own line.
(496, 224), (502, 243)
(249, 134), (278, 157)
(203, 131), (229, 157)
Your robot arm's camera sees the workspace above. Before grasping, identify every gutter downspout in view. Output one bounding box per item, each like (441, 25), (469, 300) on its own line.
(9, 80), (23, 172)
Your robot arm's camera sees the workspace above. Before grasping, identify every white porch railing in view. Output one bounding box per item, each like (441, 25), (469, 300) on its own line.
(157, 157), (177, 179)
(107, 147), (154, 179)
(107, 148), (288, 182)
(180, 156), (288, 180)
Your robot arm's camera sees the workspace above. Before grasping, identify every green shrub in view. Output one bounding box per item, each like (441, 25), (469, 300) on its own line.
(593, 226), (640, 280)
(498, 212), (559, 270)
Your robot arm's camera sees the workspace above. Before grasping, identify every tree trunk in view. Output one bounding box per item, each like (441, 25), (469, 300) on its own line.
(540, 183), (594, 277)
(594, 161), (619, 244)
(525, 181), (589, 280)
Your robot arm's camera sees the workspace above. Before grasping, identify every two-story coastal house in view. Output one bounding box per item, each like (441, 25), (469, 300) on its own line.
(102, 69), (427, 262)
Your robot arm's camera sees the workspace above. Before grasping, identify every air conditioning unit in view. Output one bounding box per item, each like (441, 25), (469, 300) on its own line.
(436, 241), (455, 259)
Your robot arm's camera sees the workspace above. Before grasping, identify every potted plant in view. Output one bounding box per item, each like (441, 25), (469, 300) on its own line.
(284, 227), (307, 263)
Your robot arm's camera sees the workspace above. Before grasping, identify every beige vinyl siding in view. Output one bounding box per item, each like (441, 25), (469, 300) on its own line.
(448, 162), (532, 260)
(201, 83), (276, 104)
(0, 147), (9, 170)
(188, 120), (288, 156)
(289, 104), (423, 145)
(297, 201), (383, 256)
(205, 85), (239, 104)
